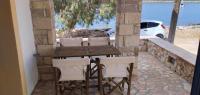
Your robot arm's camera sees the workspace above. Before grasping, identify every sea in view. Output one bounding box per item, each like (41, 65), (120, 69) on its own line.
(56, 2), (200, 36)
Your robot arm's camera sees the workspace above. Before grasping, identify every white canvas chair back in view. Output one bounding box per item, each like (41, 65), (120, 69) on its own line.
(60, 37), (82, 47)
(100, 56), (135, 78)
(53, 58), (90, 81)
(88, 37), (110, 46)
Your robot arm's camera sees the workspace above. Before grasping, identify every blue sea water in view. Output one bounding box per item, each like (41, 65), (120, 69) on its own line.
(142, 2), (200, 26)
(56, 2), (200, 32)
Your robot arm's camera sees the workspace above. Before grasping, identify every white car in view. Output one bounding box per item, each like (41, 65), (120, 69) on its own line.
(140, 20), (166, 38)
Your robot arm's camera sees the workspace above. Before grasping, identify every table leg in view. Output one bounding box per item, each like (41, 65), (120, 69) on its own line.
(97, 58), (103, 95)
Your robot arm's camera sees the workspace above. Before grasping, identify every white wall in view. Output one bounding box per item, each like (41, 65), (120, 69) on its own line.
(14, 0), (38, 94)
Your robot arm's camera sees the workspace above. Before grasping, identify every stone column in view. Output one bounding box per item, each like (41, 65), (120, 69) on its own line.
(116, 0), (142, 74)
(30, 0), (56, 80)
(116, 0), (141, 67)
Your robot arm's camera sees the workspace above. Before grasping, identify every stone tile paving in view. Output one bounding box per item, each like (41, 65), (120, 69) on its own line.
(131, 52), (191, 95)
(32, 52), (191, 95)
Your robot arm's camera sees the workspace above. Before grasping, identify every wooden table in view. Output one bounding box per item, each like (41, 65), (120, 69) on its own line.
(53, 45), (121, 58)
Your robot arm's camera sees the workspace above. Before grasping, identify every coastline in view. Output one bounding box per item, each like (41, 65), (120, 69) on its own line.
(166, 25), (200, 28)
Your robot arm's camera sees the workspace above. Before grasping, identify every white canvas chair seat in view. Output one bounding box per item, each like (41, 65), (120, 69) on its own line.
(88, 37), (110, 46)
(53, 58), (90, 81)
(100, 56), (136, 78)
(97, 57), (135, 95)
(60, 37), (82, 47)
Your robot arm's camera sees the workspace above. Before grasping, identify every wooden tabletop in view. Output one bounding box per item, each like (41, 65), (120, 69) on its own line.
(53, 45), (121, 58)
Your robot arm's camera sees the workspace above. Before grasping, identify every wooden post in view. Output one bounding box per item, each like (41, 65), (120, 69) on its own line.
(168, 0), (181, 43)
(96, 58), (103, 95)
(191, 40), (200, 95)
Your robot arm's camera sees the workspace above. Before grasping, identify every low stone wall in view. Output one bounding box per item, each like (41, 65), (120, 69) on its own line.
(146, 38), (196, 83)
(139, 39), (148, 52)
(70, 29), (108, 38)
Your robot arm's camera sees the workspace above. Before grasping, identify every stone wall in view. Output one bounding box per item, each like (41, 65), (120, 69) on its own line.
(146, 38), (195, 83)
(139, 39), (148, 52)
(70, 29), (108, 38)
(30, 0), (56, 80)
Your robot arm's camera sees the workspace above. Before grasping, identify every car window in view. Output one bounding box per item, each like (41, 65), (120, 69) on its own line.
(141, 22), (147, 29)
(147, 22), (159, 28)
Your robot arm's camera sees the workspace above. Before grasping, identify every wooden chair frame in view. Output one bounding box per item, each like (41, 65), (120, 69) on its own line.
(86, 37), (113, 78)
(96, 58), (134, 95)
(54, 65), (90, 95)
(89, 54), (112, 79)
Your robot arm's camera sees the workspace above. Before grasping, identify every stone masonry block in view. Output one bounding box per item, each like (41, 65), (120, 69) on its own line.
(38, 66), (54, 74)
(117, 13), (125, 24)
(116, 36), (125, 47)
(134, 46), (139, 56)
(48, 29), (56, 45)
(31, 1), (51, 9)
(118, 47), (135, 56)
(133, 56), (138, 68)
(119, 24), (134, 36)
(31, 8), (51, 17)
(33, 30), (49, 45)
(34, 34), (48, 45)
(36, 56), (52, 67)
(129, 46), (139, 56)
(124, 4), (139, 12)
(125, 0), (138, 4)
(39, 73), (55, 81)
(125, 13), (140, 24)
(134, 24), (141, 34)
(124, 35), (139, 47)
(32, 17), (53, 29)
(34, 29), (49, 35)
(43, 57), (53, 65)
(118, 4), (139, 13)
(36, 56), (44, 66)
(37, 45), (54, 56)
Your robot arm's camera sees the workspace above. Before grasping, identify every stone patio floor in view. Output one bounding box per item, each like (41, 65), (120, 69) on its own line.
(32, 52), (191, 95)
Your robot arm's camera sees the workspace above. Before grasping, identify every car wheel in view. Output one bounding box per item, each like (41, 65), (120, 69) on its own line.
(156, 34), (164, 39)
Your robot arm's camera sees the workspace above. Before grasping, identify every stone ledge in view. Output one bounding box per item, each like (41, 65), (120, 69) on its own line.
(149, 38), (196, 65)
(145, 38), (196, 83)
